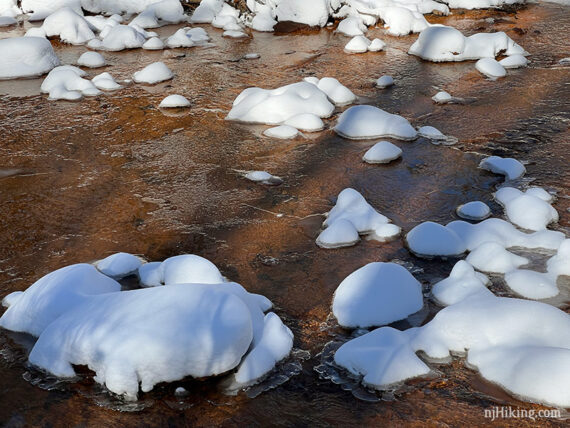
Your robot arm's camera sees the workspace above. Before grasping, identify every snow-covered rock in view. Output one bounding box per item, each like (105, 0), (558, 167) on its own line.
(476, 58), (506, 79)
(167, 27), (211, 48)
(38, 7), (95, 45)
(263, 125), (299, 139)
(41, 65), (101, 100)
(376, 75), (394, 88)
(504, 270), (559, 300)
(275, 0), (329, 27)
(0, 264), (120, 337)
(227, 81), (334, 125)
(334, 105), (417, 140)
(159, 94), (191, 108)
(456, 201), (491, 221)
(368, 38), (386, 52)
(406, 221), (467, 257)
(133, 62), (173, 84)
(316, 219), (360, 249)
(466, 242), (528, 273)
(494, 187), (558, 231)
(363, 141), (402, 164)
(77, 51), (106, 68)
(129, 0), (185, 29)
(313, 77), (356, 106)
(0, 37), (60, 80)
(91, 72), (122, 90)
(96, 252), (142, 279)
(499, 54), (528, 69)
(244, 171), (282, 185)
(431, 261), (492, 306)
(89, 25), (146, 51)
(345, 35), (371, 53)
(479, 155), (525, 180)
(432, 91), (452, 104)
(143, 37), (165, 50)
(336, 16), (366, 37)
(332, 262), (423, 328)
(417, 125), (446, 141)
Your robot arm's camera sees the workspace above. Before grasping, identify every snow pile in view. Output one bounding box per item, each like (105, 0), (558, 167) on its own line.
(283, 113), (324, 132)
(376, 75), (394, 88)
(31, 7), (95, 45)
(431, 261), (491, 306)
(363, 141), (402, 164)
(332, 262), (423, 328)
(499, 54), (529, 69)
(334, 291), (570, 407)
(77, 51), (106, 68)
(334, 105), (417, 140)
(466, 242), (528, 273)
(306, 77), (356, 106)
(0, 37), (60, 80)
(143, 37), (165, 50)
(476, 58), (506, 79)
(417, 125), (448, 143)
(129, 0), (186, 29)
(432, 91), (452, 104)
(159, 94), (191, 108)
(406, 221), (467, 257)
(263, 125), (299, 139)
(41, 66), (101, 101)
(504, 270), (559, 300)
(226, 81), (334, 125)
(337, 16), (366, 36)
(275, 0), (329, 27)
(21, 0), (82, 21)
(456, 201), (491, 221)
(88, 25), (147, 51)
(133, 62), (173, 84)
(376, 5), (430, 36)
(167, 27), (211, 48)
(244, 171), (282, 185)
(494, 187), (558, 231)
(92, 72), (122, 90)
(317, 188), (400, 248)
(1, 253), (293, 399)
(409, 26), (527, 62)
(344, 36), (386, 53)
(479, 155), (525, 180)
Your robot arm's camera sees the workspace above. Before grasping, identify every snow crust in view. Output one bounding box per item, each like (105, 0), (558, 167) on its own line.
(0, 37), (60, 80)
(334, 105), (417, 140)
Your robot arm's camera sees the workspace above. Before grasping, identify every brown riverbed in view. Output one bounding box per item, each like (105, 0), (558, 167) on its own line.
(0, 2), (569, 427)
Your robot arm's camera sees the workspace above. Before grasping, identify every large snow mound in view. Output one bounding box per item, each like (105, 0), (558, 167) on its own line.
(332, 262), (423, 328)
(37, 7), (96, 45)
(0, 37), (60, 80)
(334, 105), (417, 140)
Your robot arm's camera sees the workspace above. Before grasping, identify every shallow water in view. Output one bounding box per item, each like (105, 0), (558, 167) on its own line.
(0, 3), (569, 426)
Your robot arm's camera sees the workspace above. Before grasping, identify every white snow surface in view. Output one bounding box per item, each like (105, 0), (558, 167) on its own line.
(495, 187), (558, 231)
(226, 81), (334, 125)
(479, 155), (525, 180)
(159, 254), (224, 285)
(332, 262), (424, 328)
(89, 25), (147, 51)
(143, 37), (165, 50)
(363, 141), (402, 164)
(334, 105), (417, 140)
(0, 37), (60, 80)
(244, 171), (282, 185)
(77, 51), (106, 68)
(133, 61), (173, 84)
(337, 16), (366, 36)
(499, 54), (528, 69)
(456, 201), (491, 221)
(312, 77), (357, 106)
(504, 270), (559, 299)
(316, 219), (360, 249)
(432, 91), (452, 104)
(21, 0), (82, 21)
(159, 94), (191, 108)
(283, 113), (324, 132)
(345, 35), (371, 53)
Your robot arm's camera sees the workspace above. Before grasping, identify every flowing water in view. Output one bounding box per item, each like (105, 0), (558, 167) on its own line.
(0, 2), (569, 426)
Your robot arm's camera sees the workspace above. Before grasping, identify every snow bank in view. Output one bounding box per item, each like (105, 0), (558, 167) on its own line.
(0, 37), (60, 80)
(409, 26), (527, 62)
(431, 261), (491, 306)
(406, 221), (467, 257)
(495, 187), (558, 231)
(133, 62), (173, 84)
(456, 201), (491, 221)
(227, 81), (334, 125)
(77, 51), (106, 68)
(363, 141), (402, 164)
(159, 94), (191, 108)
(332, 262), (423, 328)
(41, 66), (101, 101)
(479, 155), (525, 180)
(317, 188), (400, 248)
(334, 105), (417, 140)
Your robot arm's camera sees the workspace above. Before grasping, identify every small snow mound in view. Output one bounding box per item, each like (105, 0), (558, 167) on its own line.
(2, 291), (23, 308)
(41, 65), (101, 101)
(92, 72), (122, 91)
(143, 37), (165, 50)
(417, 125), (446, 141)
(316, 219), (360, 249)
(40, 7), (96, 45)
(275, 0), (329, 28)
(336, 16), (366, 37)
(133, 62), (173, 84)
(504, 270), (558, 300)
(432, 91), (452, 104)
(160, 254), (224, 285)
(90, 25), (146, 51)
(263, 125), (299, 139)
(77, 51), (106, 68)
(333, 262), (424, 328)
(334, 105), (417, 140)
(376, 75), (394, 89)
(344, 36), (370, 53)
(475, 58), (506, 79)
(363, 141), (402, 164)
(129, 0), (185, 29)
(432, 261), (492, 306)
(466, 242), (528, 273)
(495, 187), (558, 231)
(406, 221), (467, 257)
(244, 171), (282, 185)
(368, 38), (386, 52)
(314, 77), (356, 106)
(244, 53), (260, 60)
(283, 114), (324, 132)
(456, 201), (491, 221)
(96, 253), (142, 279)
(479, 155), (525, 181)
(159, 94), (191, 108)
(499, 54), (528, 69)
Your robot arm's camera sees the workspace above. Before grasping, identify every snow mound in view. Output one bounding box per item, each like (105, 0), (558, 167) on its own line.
(368, 38), (386, 52)
(310, 77), (357, 106)
(378, 5), (429, 36)
(283, 113), (324, 132)
(417, 125), (446, 141)
(22, 0), (82, 21)
(138, 262), (162, 287)
(263, 125), (299, 139)
(456, 201), (491, 221)
(495, 187), (558, 231)
(466, 242), (528, 273)
(223, 30), (248, 38)
(159, 254), (224, 285)
(77, 51), (106, 68)
(226, 81), (334, 125)
(275, 0), (329, 27)
(129, 0), (185, 29)
(0, 264), (120, 337)
(432, 91), (452, 104)
(406, 221), (467, 257)
(334, 105), (417, 140)
(317, 188), (400, 248)
(479, 155), (525, 180)
(499, 54), (528, 69)
(38, 7), (95, 45)
(345, 35), (371, 53)
(96, 252), (142, 279)
(190, 0), (223, 24)
(92, 72), (122, 91)
(159, 94), (191, 108)
(431, 261), (492, 306)
(504, 270), (558, 299)
(337, 16), (366, 36)
(409, 26), (527, 62)
(0, 37), (60, 80)
(363, 141), (402, 164)
(89, 25), (146, 51)
(133, 62), (173, 84)
(143, 37), (164, 50)
(547, 239), (570, 278)
(332, 262), (423, 328)
(167, 27), (211, 48)
(376, 75), (394, 88)
(476, 58), (506, 79)
(245, 171), (282, 185)
(41, 65), (101, 101)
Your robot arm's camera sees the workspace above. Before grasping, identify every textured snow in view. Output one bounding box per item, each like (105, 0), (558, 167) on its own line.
(495, 187), (558, 231)
(431, 261), (492, 306)
(0, 37), (60, 80)
(159, 94), (191, 108)
(0, 264), (120, 337)
(332, 262), (423, 328)
(263, 125), (299, 139)
(456, 201), (491, 221)
(363, 141), (402, 164)
(466, 242), (528, 273)
(227, 81), (334, 125)
(334, 105), (417, 140)
(406, 221), (467, 257)
(96, 252), (142, 279)
(479, 155), (525, 180)
(133, 62), (173, 84)
(41, 65), (101, 101)
(476, 58), (506, 78)
(376, 75), (394, 88)
(77, 51), (106, 68)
